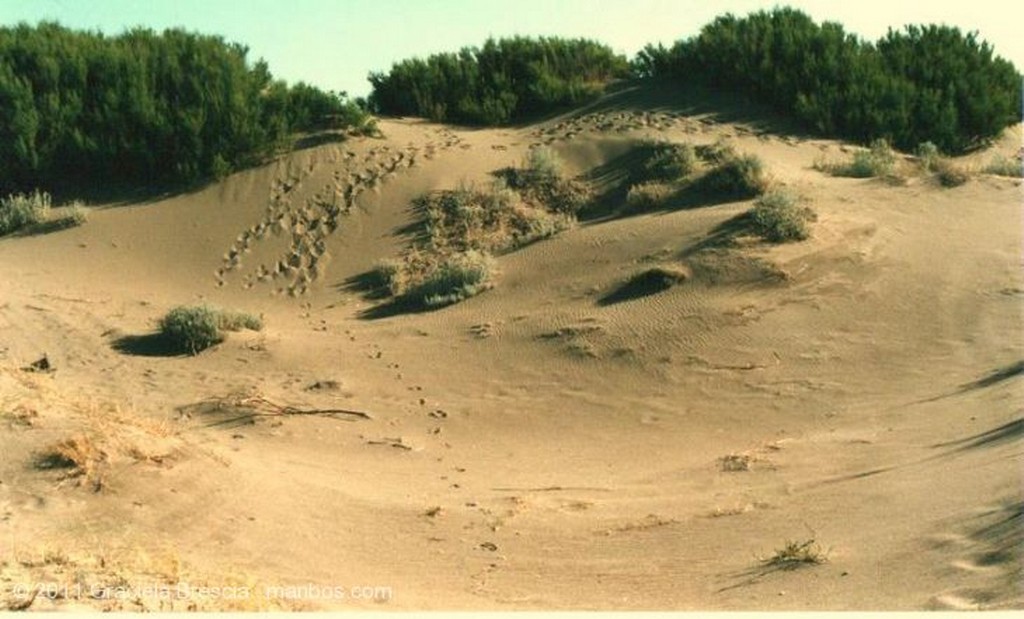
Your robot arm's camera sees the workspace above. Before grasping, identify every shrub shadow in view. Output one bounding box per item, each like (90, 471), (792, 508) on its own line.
(598, 269), (686, 306)
(111, 333), (184, 357)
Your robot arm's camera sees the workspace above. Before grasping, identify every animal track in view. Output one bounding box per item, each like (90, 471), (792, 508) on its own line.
(216, 129), (466, 296)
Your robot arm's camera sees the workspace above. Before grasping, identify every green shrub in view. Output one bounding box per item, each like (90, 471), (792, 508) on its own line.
(368, 36), (629, 125)
(635, 141), (697, 183)
(915, 141), (941, 171)
(0, 190), (51, 236)
(695, 139), (738, 164)
(983, 154), (1023, 178)
(819, 139), (898, 178)
(625, 182), (674, 212)
(407, 251), (495, 308)
(750, 190), (816, 242)
(698, 153), (769, 198)
(159, 305), (262, 355)
(501, 149), (591, 215)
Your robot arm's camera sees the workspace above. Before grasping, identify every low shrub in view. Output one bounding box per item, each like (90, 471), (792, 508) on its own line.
(635, 141), (697, 184)
(983, 154), (1023, 178)
(407, 250), (495, 308)
(625, 182), (674, 212)
(915, 141), (941, 171)
(698, 153), (770, 198)
(0, 190), (51, 236)
(822, 138), (898, 178)
(501, 148), (591, 215)
(695, 139), (738, 164)
(159, 305), (263, 355)
(750, 189), (816, 242)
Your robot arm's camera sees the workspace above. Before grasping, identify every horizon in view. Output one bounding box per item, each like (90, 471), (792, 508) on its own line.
(2, 0), (1023, 98)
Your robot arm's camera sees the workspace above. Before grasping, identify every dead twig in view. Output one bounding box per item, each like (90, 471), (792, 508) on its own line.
(180, 391), (372, 427)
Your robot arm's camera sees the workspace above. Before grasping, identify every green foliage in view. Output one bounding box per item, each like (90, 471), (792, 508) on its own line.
(158, 305), (262, 355)
(697, 153), (769, 198)
(818, 139), (898, 178)
(407, 251), (495, 308)
(0, 23), (373, 192)
(915, 141), (941, 171)
(639, 8), (1021, 153)
(625, 182), (674, 212)
(634, 141), (697, 184)
(983, 154), (1023, 178)
(0, 189), (50, 235)
(501, 148), (591, 215)
(750, 190), (816, 242)
(368, 36), (629, 125)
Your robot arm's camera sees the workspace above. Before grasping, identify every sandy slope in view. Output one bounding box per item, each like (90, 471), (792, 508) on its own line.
(1, 86), (1021, 610)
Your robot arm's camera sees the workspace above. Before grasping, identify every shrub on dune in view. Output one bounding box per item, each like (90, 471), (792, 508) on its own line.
(750, 189), (816, 242)
(406, 251), (495, 308)
(159, 305), (263, 355)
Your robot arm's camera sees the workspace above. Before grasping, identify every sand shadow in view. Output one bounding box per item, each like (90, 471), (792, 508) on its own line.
(111, 333), (183, 357)
(598, 268), (688, 306)
(932, 418), (1024, 452)
(959, 360), (1024, 391)
(357, 296), (434, 320)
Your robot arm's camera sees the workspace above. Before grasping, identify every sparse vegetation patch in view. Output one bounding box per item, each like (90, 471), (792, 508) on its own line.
(983, 154), (1023, 178)
(0, 190), (87, 236)
(816, 139), (898, 179)
(371, 149), (587, 311)
(750, 189), (816, 242)
(761, 538), (829, 570)
(159, 305), (263, 355)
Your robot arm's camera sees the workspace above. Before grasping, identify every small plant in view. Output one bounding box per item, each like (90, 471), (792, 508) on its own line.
(915, 141), (941, 171)
(983, 154), (1023, 178)
(51, 202), (89, 229)
(635, 140), (697, 184)
(159, 305), (263, 355)
(0, 190), (51, 236)
(750, 189), (816, 242)
(822, 138), (898, 178)
(761, 538), (829, 570)
(933, 159), (970, 187)
(407, 250), (494, 308)
(35, 434), (108, 490)
(695, 138), (738, 164)
(525, 146), (562, 181)
(372, 259), (406, 296)
(698, 153), (769, 198)
(625, 182), (674, 212)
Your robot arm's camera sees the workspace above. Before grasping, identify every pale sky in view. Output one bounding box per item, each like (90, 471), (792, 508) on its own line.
(1, 0), (1021, 97)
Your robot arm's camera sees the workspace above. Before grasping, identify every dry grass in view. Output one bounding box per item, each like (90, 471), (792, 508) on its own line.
(34, 434), (108, 491)
(760, 539), (829, 570)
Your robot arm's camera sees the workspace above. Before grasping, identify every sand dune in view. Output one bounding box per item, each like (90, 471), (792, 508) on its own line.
(1, 87), (1021, 610)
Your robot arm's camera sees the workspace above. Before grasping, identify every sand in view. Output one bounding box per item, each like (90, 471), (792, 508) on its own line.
(0, 83), (1021, 611)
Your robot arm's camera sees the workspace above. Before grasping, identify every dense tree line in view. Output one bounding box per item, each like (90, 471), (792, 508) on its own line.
(0, 22), (370, 193)
(368, 37), (630, 125)
(633, 8), (1021, 153)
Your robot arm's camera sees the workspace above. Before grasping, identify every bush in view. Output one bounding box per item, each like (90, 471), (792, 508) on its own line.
(694, 139), (738, 164)
(750, 190), (816, 242)
(633, 141), (697, 184)
(0, 190), (51, 236)
(368, 36), (629, 125)
(625, 182), (674, 212)
(983, 154), (1023, 178)
(698, 153), (769, 198)
(637, 8), (1021, 153)
(501, 149), (591, 215)
(159, 305), (262, 355)
(915, 141), (941, 171)
(818, 139), (898, 178)
(407, 251), (495, 308)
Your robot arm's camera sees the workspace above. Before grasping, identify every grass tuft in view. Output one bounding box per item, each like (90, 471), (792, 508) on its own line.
(0, 190), (51, 236)
(817, 138), (898, 179)
(750, 189), (816, 242)
(983, 154), (1023, 178)
(159, 305), (263, 355)
(761, 538), (829, 570)
(697, 152), (770, 198)
(408, 250), (495, 308)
